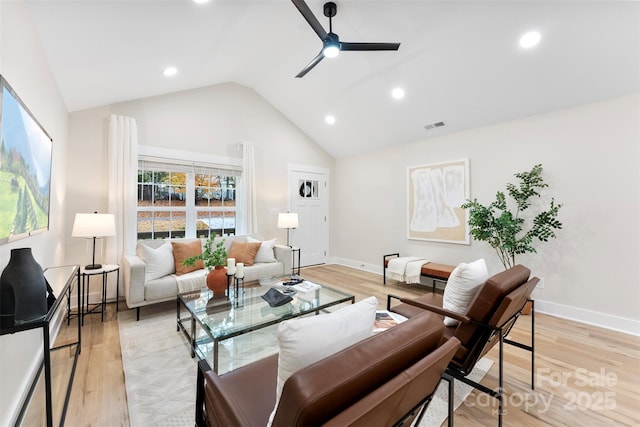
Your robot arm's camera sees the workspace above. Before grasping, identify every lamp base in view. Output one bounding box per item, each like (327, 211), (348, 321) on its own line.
(84, 263), (102, 270)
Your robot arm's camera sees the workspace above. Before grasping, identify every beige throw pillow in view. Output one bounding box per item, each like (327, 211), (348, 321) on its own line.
(227, 241), (261, 266)
(172, 240), (204, 275)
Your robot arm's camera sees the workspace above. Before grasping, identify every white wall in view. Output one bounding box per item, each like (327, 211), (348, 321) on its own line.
(332, 94), (640, 335)
(0, 2), (69, 425)
(64, 82), (335, 285)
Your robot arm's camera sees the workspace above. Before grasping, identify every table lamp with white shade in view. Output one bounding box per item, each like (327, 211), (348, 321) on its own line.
(277, 212), (298, 247)
(72, 212), (116, 270)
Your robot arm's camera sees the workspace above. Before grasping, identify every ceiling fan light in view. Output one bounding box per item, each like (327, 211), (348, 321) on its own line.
(323, 44), (340, 58)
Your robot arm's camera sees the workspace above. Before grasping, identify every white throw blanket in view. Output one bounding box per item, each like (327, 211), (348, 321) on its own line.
(174, 270), (207, 293)
(387, 257), (429, 284)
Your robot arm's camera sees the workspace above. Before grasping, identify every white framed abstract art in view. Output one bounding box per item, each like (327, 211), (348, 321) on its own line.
(407, 159), (470, 244)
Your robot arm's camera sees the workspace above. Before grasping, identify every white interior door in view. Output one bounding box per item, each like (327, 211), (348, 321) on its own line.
(288, 166), (329, 267)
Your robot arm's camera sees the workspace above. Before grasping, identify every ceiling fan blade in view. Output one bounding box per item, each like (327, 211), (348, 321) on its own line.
(296, 50), (325, 78)
(341, 42), (401, 51)
(291, 0), (328, 41)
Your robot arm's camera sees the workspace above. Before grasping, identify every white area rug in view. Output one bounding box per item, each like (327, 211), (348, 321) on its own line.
(118, 303), (197, 427)
(118, 303), (492, 427)
(118, 302), (279, 427)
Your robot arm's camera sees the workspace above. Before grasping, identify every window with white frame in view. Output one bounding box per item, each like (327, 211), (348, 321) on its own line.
(136, 158), (240, 240)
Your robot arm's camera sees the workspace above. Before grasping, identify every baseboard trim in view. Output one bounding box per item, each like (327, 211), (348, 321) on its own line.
(329, 257), (381, 274)
(532, 299), (640, 336)
(326, 257), (640, 337)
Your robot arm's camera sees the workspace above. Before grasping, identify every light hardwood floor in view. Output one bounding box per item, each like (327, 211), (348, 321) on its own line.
(56, 264), (640, 426)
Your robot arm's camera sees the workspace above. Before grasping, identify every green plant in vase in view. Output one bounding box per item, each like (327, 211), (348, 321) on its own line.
(461, 164), (563, 270)
(183, 235), (227, 269)
(183, 235), (228, 293)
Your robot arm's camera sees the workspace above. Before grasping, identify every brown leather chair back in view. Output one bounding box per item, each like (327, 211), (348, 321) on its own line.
(452, 265), (534, 372)
(323, 337), (461, 427)
(272, 312), (445, 427)
(488, 276), (538, 329)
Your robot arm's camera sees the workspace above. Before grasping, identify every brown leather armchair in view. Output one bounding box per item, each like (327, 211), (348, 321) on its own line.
(196, 311), (461, 427)
(387, 265), (538, 426)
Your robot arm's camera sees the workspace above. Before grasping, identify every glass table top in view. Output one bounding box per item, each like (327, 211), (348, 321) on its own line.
(179, 281), (354, 340)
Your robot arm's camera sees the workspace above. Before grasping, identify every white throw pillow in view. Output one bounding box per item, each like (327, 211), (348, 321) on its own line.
(247, 236), (277, 263)
(138, 242), (176, 282)
(442, 259), (489, 326)
(267, 296), (378, 426)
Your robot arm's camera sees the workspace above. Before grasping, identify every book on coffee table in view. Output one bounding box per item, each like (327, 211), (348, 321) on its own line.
(373, 310), (407, 333)
(293, 281), (321, 292)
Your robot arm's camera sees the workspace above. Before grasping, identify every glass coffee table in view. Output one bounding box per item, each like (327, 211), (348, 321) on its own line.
(177, 280), (355, 373)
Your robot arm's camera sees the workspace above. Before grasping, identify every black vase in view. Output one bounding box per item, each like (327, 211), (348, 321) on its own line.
(0, 248), (48, 329)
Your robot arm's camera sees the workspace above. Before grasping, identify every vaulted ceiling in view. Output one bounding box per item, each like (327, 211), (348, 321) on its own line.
(25, 0), (640, 158)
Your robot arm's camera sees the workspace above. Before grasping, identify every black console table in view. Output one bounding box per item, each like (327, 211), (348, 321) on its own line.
(0, 265), (81, 427)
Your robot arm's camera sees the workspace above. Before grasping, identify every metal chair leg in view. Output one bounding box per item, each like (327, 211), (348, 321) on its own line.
(443, 372), (455, 427)
(531, 299), (535, 390)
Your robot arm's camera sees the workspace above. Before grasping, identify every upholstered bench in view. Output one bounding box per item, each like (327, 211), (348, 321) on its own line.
(383, 253), (455, 292)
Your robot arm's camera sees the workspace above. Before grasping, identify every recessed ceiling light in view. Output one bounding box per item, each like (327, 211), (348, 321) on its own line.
(519, 31), (541, 49)
(193, 0), (210, 4)
(325, 115), (336, 125)
(391, 87), (405, 100)
(163, 67), (177, 77)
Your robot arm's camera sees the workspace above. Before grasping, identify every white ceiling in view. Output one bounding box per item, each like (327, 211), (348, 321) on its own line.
(25, 0), (640, 158)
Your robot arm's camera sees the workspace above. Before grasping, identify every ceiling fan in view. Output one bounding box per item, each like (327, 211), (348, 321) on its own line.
(292, 0), (401, 78)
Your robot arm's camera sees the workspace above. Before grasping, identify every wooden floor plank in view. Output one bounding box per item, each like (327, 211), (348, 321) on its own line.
(55, 264), (639, 426)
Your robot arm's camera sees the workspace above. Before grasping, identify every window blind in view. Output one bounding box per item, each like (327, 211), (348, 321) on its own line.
(138, 156), (242, 177)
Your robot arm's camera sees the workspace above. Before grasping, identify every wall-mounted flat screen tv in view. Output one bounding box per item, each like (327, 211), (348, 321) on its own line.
(0, 75), (53, 243)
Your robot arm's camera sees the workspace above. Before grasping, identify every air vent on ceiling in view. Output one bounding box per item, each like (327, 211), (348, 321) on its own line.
(424, 121), (446, 131)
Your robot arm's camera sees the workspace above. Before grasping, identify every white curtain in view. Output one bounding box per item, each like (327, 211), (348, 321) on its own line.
(106, 115), (138, 274)
(239, 142), (258, 234)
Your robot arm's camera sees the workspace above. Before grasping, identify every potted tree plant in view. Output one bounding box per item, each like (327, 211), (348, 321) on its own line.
(183, 235), (228, 293)
(461, 164), (562, 313)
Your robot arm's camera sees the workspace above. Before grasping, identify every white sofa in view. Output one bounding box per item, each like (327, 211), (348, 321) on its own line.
(122, 235), (292, 319)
